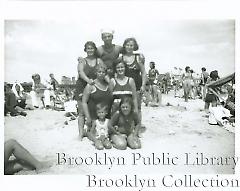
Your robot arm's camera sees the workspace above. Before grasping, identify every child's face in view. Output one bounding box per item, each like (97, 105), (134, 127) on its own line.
(120, 102), (131, 116)
(97, 109), (107, 120)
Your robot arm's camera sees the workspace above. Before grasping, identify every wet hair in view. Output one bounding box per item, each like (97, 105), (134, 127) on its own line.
(96, 102), (108, 112)
(119, 96), (134, 115)
(185, 66), (190, 72)
(122, 37), (139, 54)
(201, 67), (206, 72)
(84, 41), (97, 54)
(210, 70), (219, 81)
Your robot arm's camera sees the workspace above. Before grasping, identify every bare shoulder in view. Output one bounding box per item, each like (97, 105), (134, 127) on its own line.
(136, 53), (145, 63)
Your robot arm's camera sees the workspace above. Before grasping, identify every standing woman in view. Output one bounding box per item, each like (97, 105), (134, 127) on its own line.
(182, 66), (193, 102)
(120, 37), (147, 123)
(82, 64), (113, 137)
(75, 41), (104, 140)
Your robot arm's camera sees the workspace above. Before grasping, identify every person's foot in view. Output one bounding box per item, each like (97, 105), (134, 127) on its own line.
(45, 105), (50, 109)
(19, 111), (27, 117)
(10, 112), (19, 117)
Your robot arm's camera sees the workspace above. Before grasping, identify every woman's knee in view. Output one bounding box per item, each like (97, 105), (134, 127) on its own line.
(111, 135), (127, 150)
(127, 135), (141, 149)
(5, 139), (18, 147)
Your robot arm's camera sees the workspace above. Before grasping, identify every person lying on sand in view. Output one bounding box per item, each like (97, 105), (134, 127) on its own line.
(4, 139), (51, 175)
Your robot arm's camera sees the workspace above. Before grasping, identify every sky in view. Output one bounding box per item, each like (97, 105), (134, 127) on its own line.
(4, 19), (235, 83)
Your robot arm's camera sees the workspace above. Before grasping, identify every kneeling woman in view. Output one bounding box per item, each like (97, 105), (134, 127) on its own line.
(109, 97), (141, 150)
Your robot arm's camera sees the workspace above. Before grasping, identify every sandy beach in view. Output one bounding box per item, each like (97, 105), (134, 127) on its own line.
(4, 91), (235, 175)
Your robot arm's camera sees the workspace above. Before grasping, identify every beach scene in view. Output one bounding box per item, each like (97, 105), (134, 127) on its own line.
(4, 19), (235, 175)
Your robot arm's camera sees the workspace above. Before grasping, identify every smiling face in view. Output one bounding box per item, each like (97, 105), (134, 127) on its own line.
(116, 62), (125, 76)
(120, 102), (132, 116)
(124, 40), (135, 54)
(86, 44), (96, 57)
(101, 33), (113, 45)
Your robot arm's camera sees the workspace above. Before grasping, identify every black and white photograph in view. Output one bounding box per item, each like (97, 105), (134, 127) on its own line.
(4, 18), (236, 176)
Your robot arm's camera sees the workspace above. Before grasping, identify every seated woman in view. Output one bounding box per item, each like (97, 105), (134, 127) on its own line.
(4, 83), (27, 117)
(109, 61), (138, 114)
(109, 97), (141, 150)
(4, 139), (50, 174)
(12, 82), (27, 109)
(82, 63), (113, 137)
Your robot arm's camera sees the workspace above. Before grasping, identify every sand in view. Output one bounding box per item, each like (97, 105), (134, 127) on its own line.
(4, 91), (235, 175)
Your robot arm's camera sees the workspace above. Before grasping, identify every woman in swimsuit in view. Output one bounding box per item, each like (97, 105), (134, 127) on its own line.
(82, 63), (113, 139)
(120, 37), (147, 123)
(75, 41), (104, 140)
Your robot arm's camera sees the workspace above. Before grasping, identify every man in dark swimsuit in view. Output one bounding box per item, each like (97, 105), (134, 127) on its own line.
(97, 29), (122, 78)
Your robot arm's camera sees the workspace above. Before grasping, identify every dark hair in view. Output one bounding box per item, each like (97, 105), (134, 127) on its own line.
(84, 41), (97, 54)
(32, 74), (40, 80)
(185, 66), (190, 72)
(122, 37), (139, 54)
(119, 96), (134, 115)
(201, 67), (206, 72)
(150, 62), (155, 69)
(210, 70), (219, 80)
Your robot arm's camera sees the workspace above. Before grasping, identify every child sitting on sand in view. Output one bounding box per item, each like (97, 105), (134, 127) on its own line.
(88, 103), (112, 150)
(109, 97), (141, 150)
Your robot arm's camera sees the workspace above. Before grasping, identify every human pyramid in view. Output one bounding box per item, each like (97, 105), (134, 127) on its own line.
(75, 29), (148, 150)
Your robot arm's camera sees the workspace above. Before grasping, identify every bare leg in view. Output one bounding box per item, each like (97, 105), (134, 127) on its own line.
(77, 100), (85, 140)
(4, 139), (44, 172)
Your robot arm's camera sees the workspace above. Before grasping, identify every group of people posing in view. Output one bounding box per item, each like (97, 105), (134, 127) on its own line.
(75, 29), (147, 150)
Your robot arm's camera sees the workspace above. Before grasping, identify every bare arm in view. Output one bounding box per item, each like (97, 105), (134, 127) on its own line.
(82, 84), (93, 124)
(108, 113), (120, 135)
(137, 54), (147, 91)
(129, 78), (138, 113)
(108, 78), (115, 93)
(77, 57), (93, 84)
(88, 120), (98, 142)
